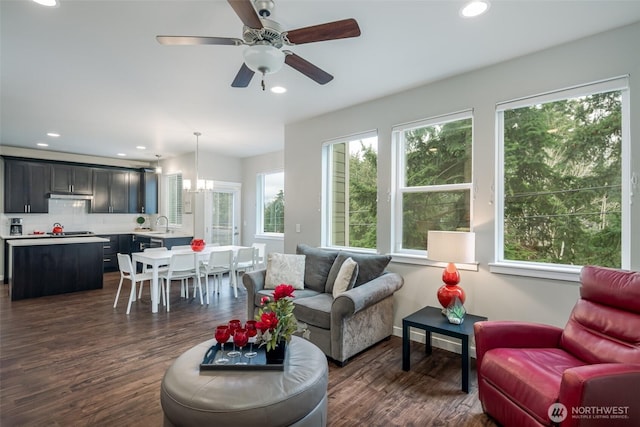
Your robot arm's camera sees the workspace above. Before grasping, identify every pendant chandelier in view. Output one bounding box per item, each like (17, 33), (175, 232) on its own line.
(183, 132), (213, 192)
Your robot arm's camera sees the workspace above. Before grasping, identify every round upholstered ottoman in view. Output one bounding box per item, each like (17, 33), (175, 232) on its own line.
(160, 335), (328, 427)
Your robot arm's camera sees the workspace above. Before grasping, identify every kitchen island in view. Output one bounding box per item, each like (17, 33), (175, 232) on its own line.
(7, 236), (109, 300)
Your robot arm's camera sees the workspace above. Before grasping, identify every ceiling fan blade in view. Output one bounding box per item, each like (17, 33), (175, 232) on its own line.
(227, 0), (263, 29)
(156, 36), (243, 46)
(231, 63), (255, 87)
(285, 18), (361, 45)
(284, 52), (333, 85)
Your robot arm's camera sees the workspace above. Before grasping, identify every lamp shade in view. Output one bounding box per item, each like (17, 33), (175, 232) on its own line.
(427, 231), (476, 264)
(243, 45), (285, 74)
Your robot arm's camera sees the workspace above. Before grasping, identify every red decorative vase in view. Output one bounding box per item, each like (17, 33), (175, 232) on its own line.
(190, 238), (205, 252)
(437, 262), (466, 309)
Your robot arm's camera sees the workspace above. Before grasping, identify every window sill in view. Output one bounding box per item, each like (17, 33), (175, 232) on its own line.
(489, 261), (581, 283)
(254, 233), (284, 241)
(390, 253), (478, 272)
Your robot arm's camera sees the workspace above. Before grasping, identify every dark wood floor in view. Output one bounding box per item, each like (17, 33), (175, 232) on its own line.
(0, 272), (497, 426)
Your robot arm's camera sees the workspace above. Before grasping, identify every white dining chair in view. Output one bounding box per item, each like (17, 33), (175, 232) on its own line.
(139, 247), (169, 300)
(160, 252), (201, 311)
(251, 243), (267, 269)
(199, 249), (233, 304)
(232, 247), (256, 298)
(114, 253), (155, 314)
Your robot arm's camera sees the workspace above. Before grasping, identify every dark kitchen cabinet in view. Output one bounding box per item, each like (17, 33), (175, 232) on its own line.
(92, 169), (129, 213)
(128, 170), (158, 214)
(3, 159), (50, 213)
(50, 164), (93, 194)
(99, 234), (132, 271)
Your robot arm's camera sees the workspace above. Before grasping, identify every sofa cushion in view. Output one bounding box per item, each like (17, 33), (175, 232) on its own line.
(326, 251), (392, 291)
(481, 347), (587, 425)
(296, 244), (339, 293)
(292, 293), (334, 329)
(265, 253), (306, 289)
(332, 257), (359, 298)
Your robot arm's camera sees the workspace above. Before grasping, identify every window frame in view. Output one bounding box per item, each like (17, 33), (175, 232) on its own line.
(321, 130), (379, 252)
(165, 173), (183, 228)
(256, 170), (285, 239)
(391, 110), (475, 265)
(491, 76), (631, 281)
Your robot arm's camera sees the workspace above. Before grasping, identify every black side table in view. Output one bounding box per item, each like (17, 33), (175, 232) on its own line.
(402, 305), (487, 393)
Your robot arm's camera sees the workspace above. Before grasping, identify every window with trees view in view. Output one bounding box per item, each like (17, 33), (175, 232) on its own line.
(393, 111), (473, 254)
(322, 132), (378, 250)
(257, 171), (284, 235)
(497, 78), (628, 269)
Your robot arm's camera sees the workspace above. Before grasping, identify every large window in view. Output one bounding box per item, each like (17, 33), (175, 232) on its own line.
(166, 173), (183, 227)
(393, 111), (473, 254)
(496, 77), (629, 270)
(257, 171), (284, 236)
(322, 131), (378, 250)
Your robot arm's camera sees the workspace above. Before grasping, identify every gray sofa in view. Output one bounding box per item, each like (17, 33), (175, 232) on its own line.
(243, 244), (404, 365)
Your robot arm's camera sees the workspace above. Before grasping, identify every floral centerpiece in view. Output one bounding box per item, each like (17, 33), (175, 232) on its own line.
(255, 284), (307, 352)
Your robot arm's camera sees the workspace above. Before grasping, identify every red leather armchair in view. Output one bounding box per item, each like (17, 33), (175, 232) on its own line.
(474, 266), (640, 427)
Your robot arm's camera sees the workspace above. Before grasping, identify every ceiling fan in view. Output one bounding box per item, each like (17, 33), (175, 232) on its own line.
(156, 0), (361, 90)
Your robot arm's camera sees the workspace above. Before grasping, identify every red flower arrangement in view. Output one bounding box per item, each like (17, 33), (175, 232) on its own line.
(255, 284), (305, 351)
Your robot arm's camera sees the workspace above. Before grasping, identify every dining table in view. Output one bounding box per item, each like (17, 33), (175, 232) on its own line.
(131, 245), (250, 313)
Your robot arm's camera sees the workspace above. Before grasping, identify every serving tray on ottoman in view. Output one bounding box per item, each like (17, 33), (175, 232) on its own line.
(199, 343), (285, 371)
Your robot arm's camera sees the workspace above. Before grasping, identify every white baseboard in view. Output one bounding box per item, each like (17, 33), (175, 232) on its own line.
(392, 325), (478, 359)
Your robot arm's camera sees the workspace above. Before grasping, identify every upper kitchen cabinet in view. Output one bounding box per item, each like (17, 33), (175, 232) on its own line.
(3, 158), (50, 213)
(91, 169), (129, 213)
(129, 170), (158, 214)
(50, 164), (93, 194)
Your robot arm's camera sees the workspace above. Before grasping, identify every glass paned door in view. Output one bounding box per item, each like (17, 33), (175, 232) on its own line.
(209, 182), (242, 245)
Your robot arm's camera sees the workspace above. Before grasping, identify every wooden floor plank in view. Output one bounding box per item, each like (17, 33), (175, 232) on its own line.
(1, 272), (496, 426)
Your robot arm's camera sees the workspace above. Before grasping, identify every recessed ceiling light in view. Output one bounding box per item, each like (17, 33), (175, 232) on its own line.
(117, 153), (127, 157)
(271, 86), (287, 94)
(32, 0), (59, 7)
(136, 146), (147, 150)
(47, 132), (60, 137)
(37, 142), (49, 147)
(460, 1), (490, 18)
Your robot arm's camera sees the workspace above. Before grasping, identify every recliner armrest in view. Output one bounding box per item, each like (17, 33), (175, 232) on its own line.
(474, 321), (563, 367)
(559, 363), (640, 427)
(332, 272), (404, 318)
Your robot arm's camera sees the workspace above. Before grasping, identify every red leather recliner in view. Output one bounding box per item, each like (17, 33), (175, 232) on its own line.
(474, 266), (640, 427)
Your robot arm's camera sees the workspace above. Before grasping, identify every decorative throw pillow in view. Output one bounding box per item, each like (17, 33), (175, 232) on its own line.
(332, 257), (359, 298)
(265, 253), (306, 290)
(296, 244), (339, 292)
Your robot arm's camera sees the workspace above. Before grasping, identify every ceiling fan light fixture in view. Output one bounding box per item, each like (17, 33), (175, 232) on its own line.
(243, 44), (285, 74)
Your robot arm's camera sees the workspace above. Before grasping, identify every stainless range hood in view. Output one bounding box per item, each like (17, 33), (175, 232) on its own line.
(47, 193), (93, 200)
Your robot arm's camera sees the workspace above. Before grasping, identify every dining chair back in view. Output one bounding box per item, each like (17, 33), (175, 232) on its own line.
(114, 253), (154, 314)
(232, 247), (256, 298)
(251, 243), (267, 269)
(161, 252), (201, 311)
(200, 249), (233, 303)
(140, 247), (169, 300)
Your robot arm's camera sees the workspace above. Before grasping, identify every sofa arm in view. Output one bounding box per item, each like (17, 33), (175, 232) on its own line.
(559, 364), (640, 427)
(332, 272), (404, 318)
(243, 269), (267, 319)
(474, 321), (563, 367)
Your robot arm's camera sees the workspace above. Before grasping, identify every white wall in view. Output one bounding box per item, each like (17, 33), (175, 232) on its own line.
(241, 151), (285, 256)
(284, 23), (640, 343)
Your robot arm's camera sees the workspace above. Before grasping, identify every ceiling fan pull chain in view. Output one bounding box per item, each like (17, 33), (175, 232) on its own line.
(261, 71), (266, 91)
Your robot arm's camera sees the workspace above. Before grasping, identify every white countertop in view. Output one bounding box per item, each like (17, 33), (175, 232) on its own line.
(7, 237), (110, 246)
(1, 231), (192, 240)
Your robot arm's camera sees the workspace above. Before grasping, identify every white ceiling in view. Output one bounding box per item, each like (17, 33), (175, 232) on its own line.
(2, 0), (640, 163)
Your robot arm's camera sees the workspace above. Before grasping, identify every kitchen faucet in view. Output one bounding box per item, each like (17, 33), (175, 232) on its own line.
(156, 215), (169, 233)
